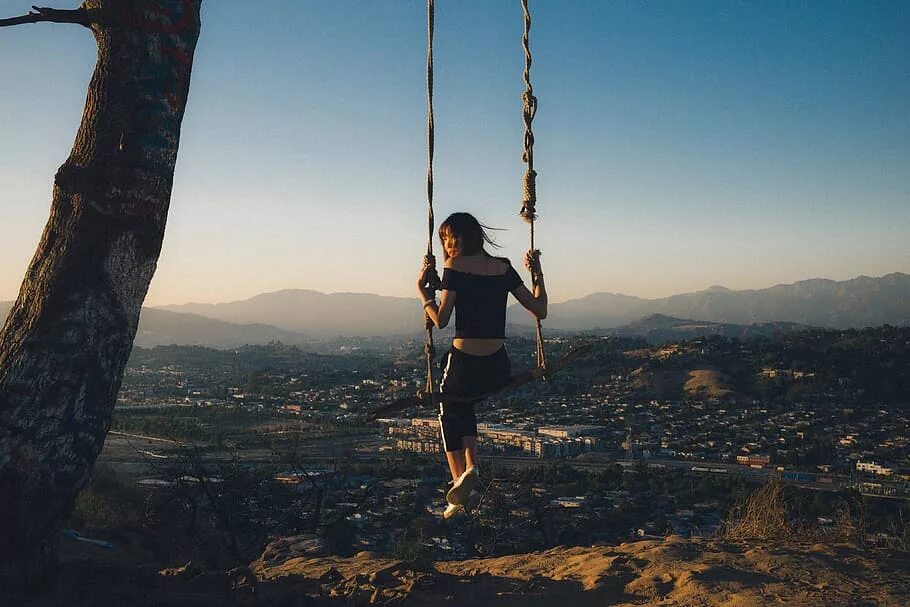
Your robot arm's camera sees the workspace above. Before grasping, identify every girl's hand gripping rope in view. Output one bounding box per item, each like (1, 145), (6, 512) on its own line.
(417, 254), (442, 295)
(524, 249), (543, 283)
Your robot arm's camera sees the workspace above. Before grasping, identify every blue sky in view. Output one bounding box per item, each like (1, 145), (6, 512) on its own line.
(0, 0), (907, 305)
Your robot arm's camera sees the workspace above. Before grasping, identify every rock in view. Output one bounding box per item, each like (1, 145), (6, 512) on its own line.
(318, 566), (344, 584)
(158, 561), (201, 578)
(227, 566), (258, 592)
(250, 534), (328, 571)
(353, 573), (371, 585)
(369, 560), (405, 586)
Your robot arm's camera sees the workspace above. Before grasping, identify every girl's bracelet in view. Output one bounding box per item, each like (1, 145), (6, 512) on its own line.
(422, 299), (436, 308)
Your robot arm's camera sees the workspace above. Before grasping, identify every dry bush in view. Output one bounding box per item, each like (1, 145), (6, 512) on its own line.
(792, 499), (866, 544)
(894, 507), (910, 551)
(718, 478), (791, 540)
(718, 479), (879, 546)
(832, 500), (866, 544)
(70, 465), (146, 531)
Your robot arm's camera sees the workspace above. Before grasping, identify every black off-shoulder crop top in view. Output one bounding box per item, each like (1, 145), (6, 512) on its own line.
(440, 263), (524, 338)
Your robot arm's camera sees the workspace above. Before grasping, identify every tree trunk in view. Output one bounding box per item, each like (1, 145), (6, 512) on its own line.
(0, 0), (201, 590)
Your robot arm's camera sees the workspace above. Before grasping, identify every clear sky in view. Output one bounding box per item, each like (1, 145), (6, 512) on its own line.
(0, 0), (908, 306)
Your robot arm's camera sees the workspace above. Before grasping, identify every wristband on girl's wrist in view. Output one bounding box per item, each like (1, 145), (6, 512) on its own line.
(422, 299), (436, 308)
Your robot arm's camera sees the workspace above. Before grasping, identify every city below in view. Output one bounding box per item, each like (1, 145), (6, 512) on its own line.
(89, 326), (910, 559)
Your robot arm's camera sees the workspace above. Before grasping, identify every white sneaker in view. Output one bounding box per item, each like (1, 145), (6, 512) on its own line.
(445, 466), (479, 506)
(443, 502), (465, 519)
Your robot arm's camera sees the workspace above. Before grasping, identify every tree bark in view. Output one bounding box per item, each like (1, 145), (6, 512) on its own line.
(0, 0), (201, 590)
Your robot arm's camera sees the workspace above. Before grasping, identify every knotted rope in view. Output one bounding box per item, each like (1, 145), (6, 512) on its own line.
(520, 0), (547, 373)
(422, 0), (441, 397)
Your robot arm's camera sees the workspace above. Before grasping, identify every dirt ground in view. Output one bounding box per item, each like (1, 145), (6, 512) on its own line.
(16, 535), (910, 607)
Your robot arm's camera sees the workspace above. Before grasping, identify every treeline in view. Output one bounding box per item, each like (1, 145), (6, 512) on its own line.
(128, 341), (384, 377)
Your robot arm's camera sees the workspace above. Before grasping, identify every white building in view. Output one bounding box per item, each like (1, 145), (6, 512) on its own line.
(856, 461), (893, 476)
(537, 425), (606, 439)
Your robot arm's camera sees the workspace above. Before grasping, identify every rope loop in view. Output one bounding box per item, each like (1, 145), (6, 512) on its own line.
(520, 169), (537, 223)
(521, 91), (537, 165)
(522, 90), (538, 121)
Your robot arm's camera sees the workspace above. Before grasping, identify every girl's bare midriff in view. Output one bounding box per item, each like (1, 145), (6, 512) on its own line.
(450, 254), (509, 356)
(453, 337), (504, 356)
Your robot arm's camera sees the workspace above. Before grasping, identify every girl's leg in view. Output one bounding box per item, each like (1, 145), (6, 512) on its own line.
(463, 436), (479, 471)
(445, 449), (466, 482)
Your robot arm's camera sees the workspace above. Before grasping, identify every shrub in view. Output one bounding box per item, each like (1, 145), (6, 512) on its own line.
(718, 478), (791, 540)
(391, 529), (433, 568)
(70, 465), (145, 530)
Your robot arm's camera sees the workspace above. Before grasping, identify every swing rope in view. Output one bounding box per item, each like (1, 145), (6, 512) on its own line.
(419, 0), (546, 397)
(519, 0), (548, 373)
(422, 0), (441, 397)
(374, 1), (589, 422)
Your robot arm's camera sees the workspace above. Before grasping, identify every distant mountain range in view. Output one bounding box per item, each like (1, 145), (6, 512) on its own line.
(0, 303), (313, 349)
(1, 273), (907, 347)
(516, 272), (910, 331)
(158, 290), (421, 337)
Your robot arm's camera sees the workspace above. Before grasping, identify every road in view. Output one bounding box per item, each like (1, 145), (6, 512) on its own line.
(97, 433), (909, 500)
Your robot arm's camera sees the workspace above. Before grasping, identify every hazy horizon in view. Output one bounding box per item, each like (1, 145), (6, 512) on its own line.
(1, 1), (908, 306)
(87, 270), (910, 307)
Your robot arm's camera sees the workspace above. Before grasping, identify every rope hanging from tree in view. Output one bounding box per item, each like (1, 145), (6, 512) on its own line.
(519, 0), (548, 373)
(373, 0), (595, 422)
(418, 0), (546, 395)
(422, 0), (441, 397)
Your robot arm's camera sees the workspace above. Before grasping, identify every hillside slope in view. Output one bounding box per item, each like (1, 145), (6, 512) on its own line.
(25, 536), (910, 606)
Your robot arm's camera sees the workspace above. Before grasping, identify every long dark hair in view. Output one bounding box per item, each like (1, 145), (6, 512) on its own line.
(438, 212), (501, 260)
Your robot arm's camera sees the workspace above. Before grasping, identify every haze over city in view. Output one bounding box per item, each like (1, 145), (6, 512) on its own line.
(1, 0), (907, 306)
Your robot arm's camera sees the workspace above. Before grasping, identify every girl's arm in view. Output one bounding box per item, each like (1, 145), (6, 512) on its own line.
(512, 281), (547, 320)
(417, 263), (456, 328)
(421, 289), (455, 329)
(512, 250), (547, 319)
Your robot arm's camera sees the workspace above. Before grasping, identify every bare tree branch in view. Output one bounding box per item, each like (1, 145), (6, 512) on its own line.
(0, 5), (92, 28)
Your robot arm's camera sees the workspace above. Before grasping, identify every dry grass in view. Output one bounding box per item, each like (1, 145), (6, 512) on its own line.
(718, 477), (879, 546)
(683, 368), (739, 400)
(718, 478), (792, 541)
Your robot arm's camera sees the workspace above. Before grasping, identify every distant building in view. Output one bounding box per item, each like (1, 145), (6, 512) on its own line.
(411, 418), (440, 429)
(478, 424), (535, 449)
(395, 438), (440, 454)
(856, 461), (893, 476)
(537, 425), (607, 439)
(375, 418), (410, 427)
(551, 496), (585, 508)
(522, 436), (599, 458)
(736, 454), (770, 468)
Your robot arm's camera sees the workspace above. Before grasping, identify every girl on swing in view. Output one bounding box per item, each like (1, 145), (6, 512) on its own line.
(417, 212), (547, 518)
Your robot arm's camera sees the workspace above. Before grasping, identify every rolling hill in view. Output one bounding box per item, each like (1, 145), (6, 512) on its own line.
(2, 272), (907, 343)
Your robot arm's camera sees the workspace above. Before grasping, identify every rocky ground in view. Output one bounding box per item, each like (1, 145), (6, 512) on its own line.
(19, 534), (910, 607)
